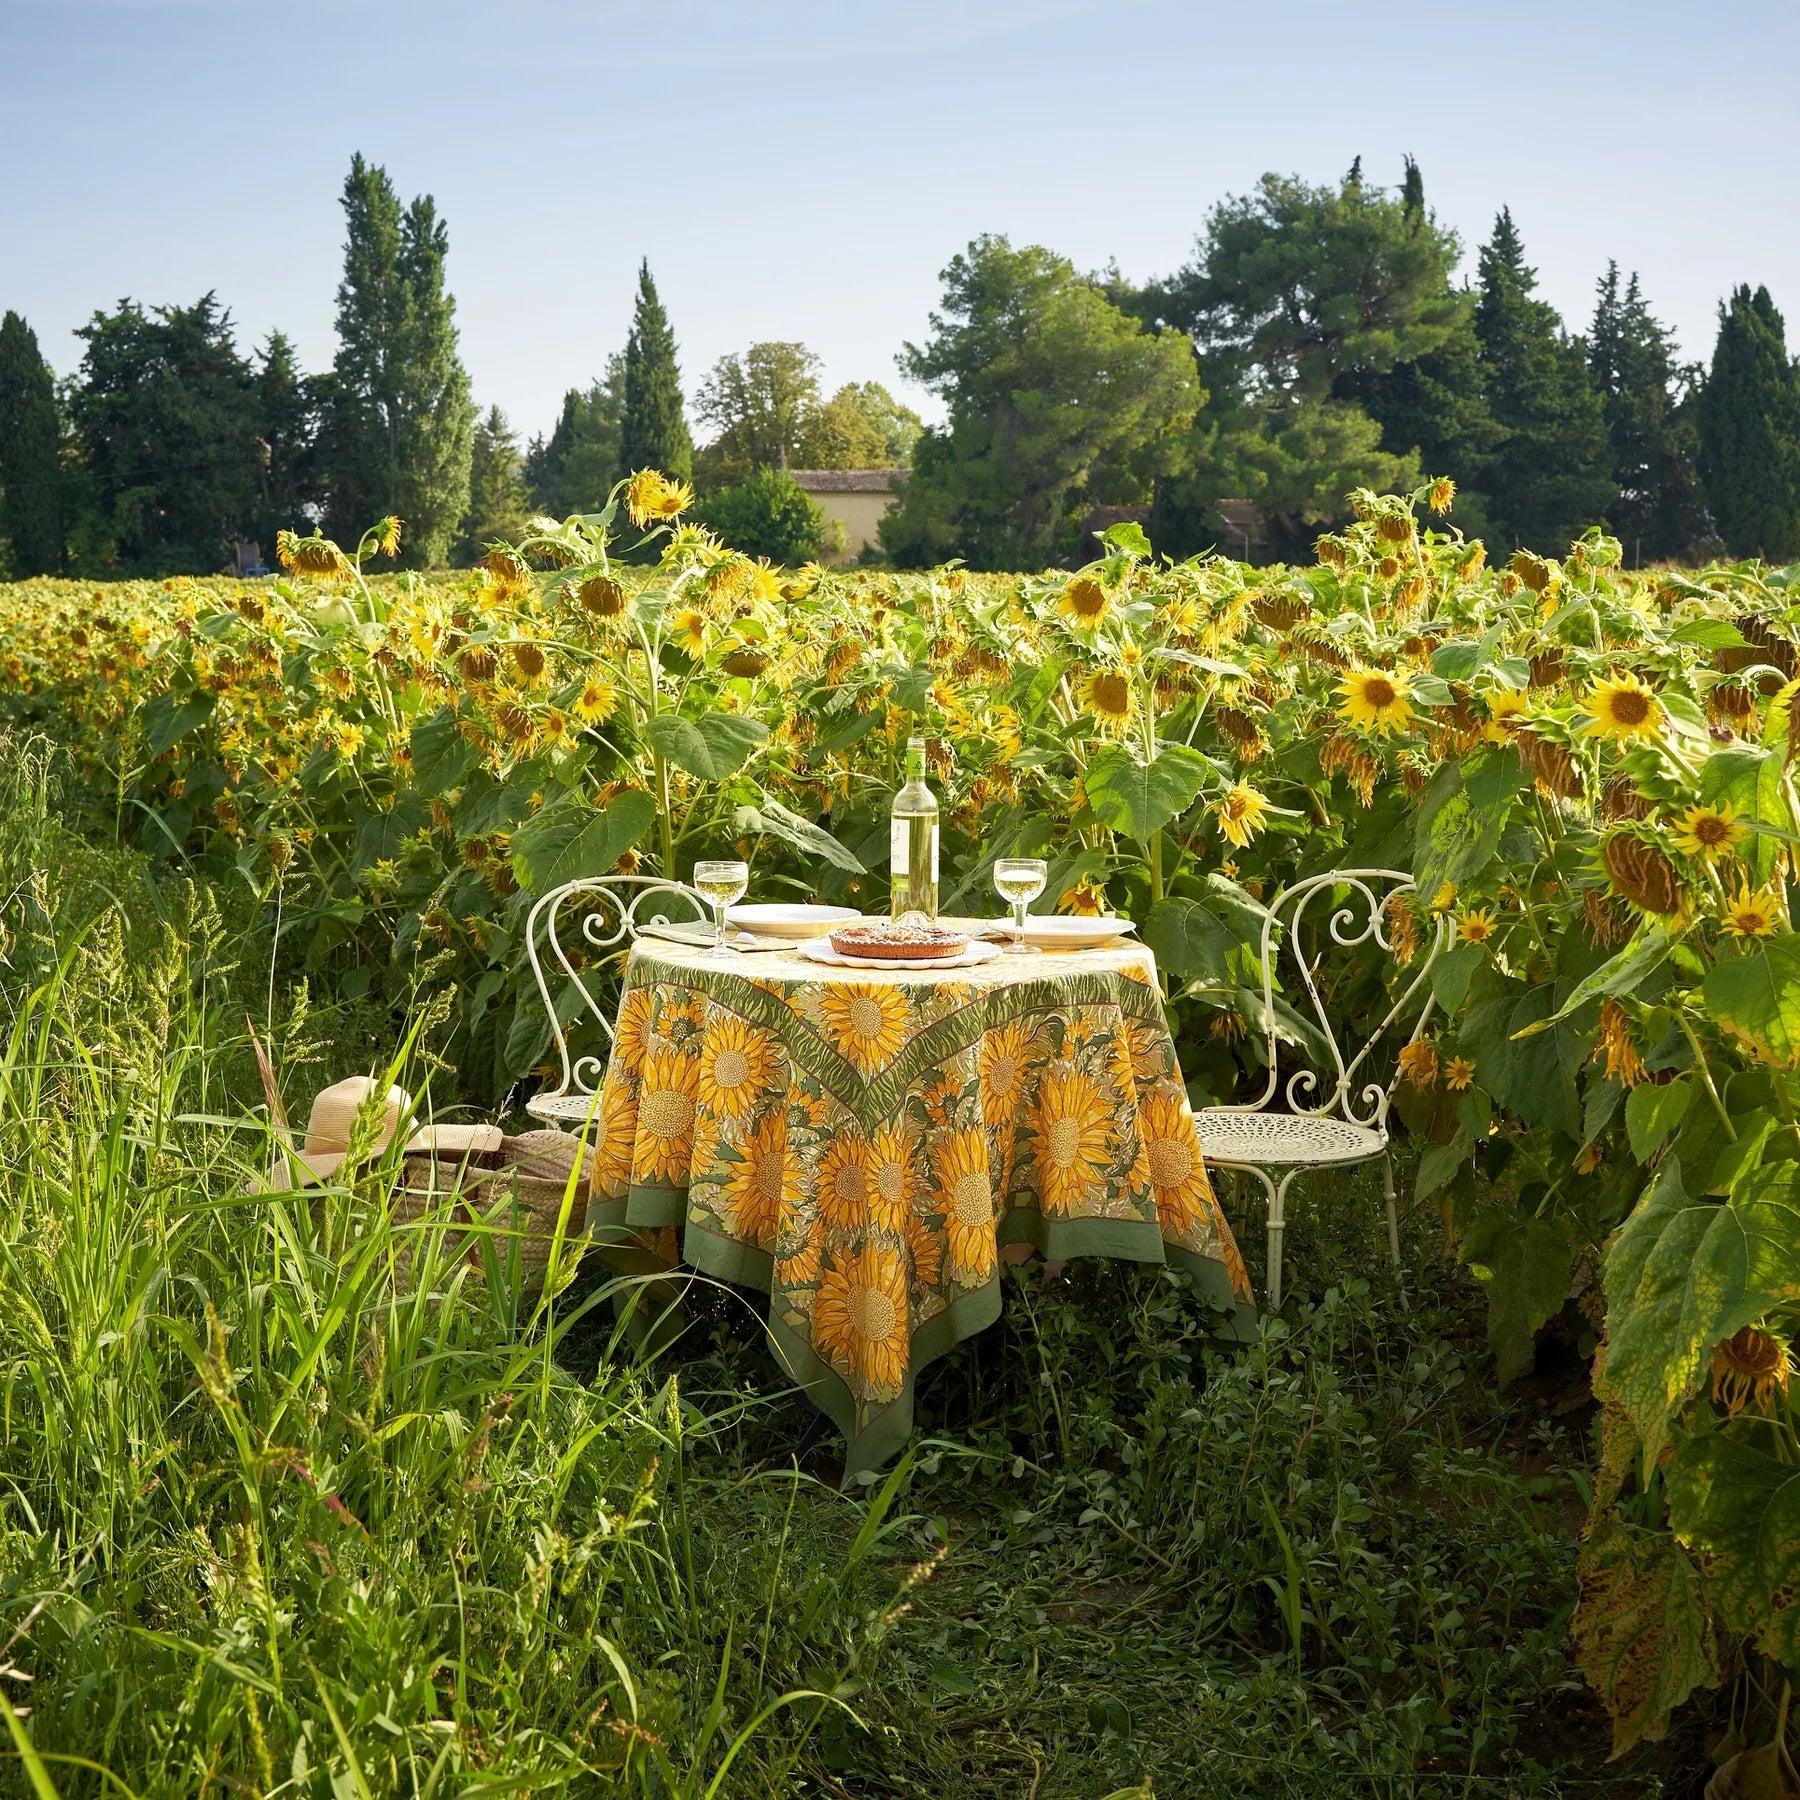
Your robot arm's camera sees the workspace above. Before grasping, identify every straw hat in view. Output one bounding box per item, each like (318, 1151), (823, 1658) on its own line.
(275, 1076), (504, 1187)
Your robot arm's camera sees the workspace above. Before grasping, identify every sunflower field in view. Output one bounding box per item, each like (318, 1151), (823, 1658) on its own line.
(2, 469), (1799, 1774)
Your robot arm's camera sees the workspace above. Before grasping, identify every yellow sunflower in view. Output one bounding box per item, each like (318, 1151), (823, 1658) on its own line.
(812, 1244), (911, 1397)
(865, 1121), (915, 1234)
(819, 983), (912, 1077)
(1056, 877), (1107, 917)
(1030, 1069), (1114, 1214)
(1584, 671), (1663, 742)
(1137, 1088), (1214, 1239)
(632, 1049), (699, 1187)
(590, 1080), (637, 1199)
(933, 1127), (998, 1282)
(1080, 668), (1134, 726)
(1673, 801), (1746, 863)
(980, 1020), (1036, 1130)
(1456, 907), (1497, 945)
(1214, 783), (1272, 848)
(625, 468), (694, 528)
(775, 1216), (826, 1289)
(722, 1110), (788, 1245)
(1484, 688), (1530, 743)
(698, 1016), (776, 1123)
(1337, 668), (1413, 736)
(1059, 576), (1111, 629)
(1444, 1056), (1476, 1091)
(671, 609), (707, 657)
(573, 676), (618, 725)
(905, 1209), (944, 1289)
(817, 1130), (873, 1231)
(1721, 884), (1783, 939)
(611, 986), (656, 1077)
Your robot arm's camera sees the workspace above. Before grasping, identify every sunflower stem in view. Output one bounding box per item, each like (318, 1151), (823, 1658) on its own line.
(1677, 1011), (1736, 1142)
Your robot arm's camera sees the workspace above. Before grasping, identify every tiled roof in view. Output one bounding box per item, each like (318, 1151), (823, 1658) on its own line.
(787, 468), (909, 492)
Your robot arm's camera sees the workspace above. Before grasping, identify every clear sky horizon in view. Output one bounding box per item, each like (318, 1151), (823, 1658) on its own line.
(3, 0), (1797, 451)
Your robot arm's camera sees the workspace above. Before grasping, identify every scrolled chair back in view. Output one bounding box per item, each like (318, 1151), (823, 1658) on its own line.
(1218, 867), (1450, 1134)
(524, 876), (706, 1114)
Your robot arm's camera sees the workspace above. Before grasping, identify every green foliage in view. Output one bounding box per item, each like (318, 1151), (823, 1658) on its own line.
(619, 260), (693, 482)
(695, 466), (824, 563)
(1698, 284), (1800, 560)
(695, 340), (822, 484)
(1473, 208), (1616, 554)
(251, 329), (318, 558)
(884, 236), (1201, 569)
(796, 380), (923, 470)
(73, 291), (263, 574)
(526, 357), (625, 517)
(0, 310), (65, 577)
(454, 404), (532, 562)
(320, 153), (476, 567)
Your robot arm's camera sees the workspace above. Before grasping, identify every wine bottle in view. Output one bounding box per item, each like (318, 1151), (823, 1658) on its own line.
(889, 735), (939, 925)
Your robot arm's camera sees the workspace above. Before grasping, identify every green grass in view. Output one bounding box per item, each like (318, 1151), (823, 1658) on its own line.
(0, 744), (1711, 1798)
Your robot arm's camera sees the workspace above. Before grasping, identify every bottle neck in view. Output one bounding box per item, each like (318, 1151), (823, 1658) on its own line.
(905, 738), (926, 783)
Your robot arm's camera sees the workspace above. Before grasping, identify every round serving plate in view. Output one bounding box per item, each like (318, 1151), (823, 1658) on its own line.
(798, 938), (1003, 972)
(725, 903), (862, 939)
(1014, 916), (1137, 951)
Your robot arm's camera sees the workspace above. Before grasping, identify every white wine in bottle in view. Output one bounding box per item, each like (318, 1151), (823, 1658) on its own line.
(889, 735), (940, 925)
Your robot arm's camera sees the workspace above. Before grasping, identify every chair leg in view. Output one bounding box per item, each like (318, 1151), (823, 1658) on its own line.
(1381, 1153), (1400, 1268)
(1235, 1165), (1284, 1310)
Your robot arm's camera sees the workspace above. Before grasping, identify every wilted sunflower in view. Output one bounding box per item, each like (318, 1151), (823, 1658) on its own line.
(1584, 671), (1663, 742)
(1721, 883), (1782, 939)
(1081, 668), (1134, 726)
(625, 468), (694, 529)
(1338, 667), (1413, 736)
(1711, 1326), (1791, 1415)
(1397, 1039), (1438, 1088)
(1427, 477), (1456, 514)
(1214, 783), (1272, 848)
(578, 573), (627, 618)
(1060, 577), (1111, 628)
(1593, 998), (1647, 1087)
(276, 530), (354, 580)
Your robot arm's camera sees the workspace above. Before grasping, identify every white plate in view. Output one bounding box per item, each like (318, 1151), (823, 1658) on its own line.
(797, 937), (1003, 972)
(1013, 915), (1137, 950)
(724, 903), (862, 939)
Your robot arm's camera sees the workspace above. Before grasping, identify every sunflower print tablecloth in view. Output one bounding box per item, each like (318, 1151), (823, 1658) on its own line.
(587, 937), (1255, 1473)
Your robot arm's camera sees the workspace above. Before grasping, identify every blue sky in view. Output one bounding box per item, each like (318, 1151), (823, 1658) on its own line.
(2, 0), (1796, 445)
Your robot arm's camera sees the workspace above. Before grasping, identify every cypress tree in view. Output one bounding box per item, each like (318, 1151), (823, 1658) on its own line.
(322, 154), (474, 566)
(526, 354), (626, 516)
(252, 330), (316, 555)
(1588, 264), (1705, 563)
(1473, 208), (1614, 553)
(0, 311), (65, 577)
(1697, 285), (1800, 560)
(455, 406), (531, 561)
(619, 262), (692, 481)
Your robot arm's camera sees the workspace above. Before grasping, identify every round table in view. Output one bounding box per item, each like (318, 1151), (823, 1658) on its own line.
(588, 934), (1254, 1472)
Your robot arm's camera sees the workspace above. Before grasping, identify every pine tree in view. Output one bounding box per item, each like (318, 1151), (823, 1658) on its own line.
(1588, 265), (1705, 563)
(455, 406), (531, 561)
(1472, 208), (1614, 553)
(251, 331), (316, 555)
(321, 154), (475, 566)
(619, 262), (692, 481)
(526, 355), (626, 516)
(1697, 285), (1800, 560)
(0, 311), (64, 576)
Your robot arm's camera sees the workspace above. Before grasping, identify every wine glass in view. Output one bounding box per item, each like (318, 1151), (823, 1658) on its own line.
(692, 860), (749, 957)
(992, 857), (1048, 954)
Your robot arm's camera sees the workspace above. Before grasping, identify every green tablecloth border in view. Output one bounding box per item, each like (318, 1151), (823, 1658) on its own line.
(590, 1183), (1256, 1473)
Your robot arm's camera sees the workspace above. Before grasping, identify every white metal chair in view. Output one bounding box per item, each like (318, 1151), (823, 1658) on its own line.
(1195, 869), (1449, 1308)
(522, 876), (706, 1125)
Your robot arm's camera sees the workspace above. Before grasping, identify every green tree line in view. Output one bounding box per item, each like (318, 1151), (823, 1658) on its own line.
(3, 154), (1798, 577)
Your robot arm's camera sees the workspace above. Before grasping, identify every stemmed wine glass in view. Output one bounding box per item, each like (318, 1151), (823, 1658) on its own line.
(992, 857), (1048, 954)
(693, 860), (749, 957)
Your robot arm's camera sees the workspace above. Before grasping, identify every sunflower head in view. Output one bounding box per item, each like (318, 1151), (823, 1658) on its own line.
(1057, 877), (1107, 917)
(1444, 1055), (1476, 1091)
(1397, 1039), (1438, 1087)
(276, 530), (354, 580)
(1314, 536), (1349, 571)
(1337, 667), (1413, 736)
(625, 469), (694, 529)
(1427, 478), (1456, 515)
(573, 676), (617, 724)
(1455, 906), (1497, 945)
(1081, 668), (1134, 726)
(1060, 576), (1111, 628)
(578, 573), (628, 618)
(1604, 833), (1683, 916)
(1711, 1326), (1792, 1415)
(1721, 884), (1782, 939)
(1484, 687), (1530, 743)
(1509, 550), (1555, 594)
(1673, 801), (1746, 862)
(1584, 671), (1663, 742)
(1594, 998), (1648, 1087)
(1375, 512), (1413, 545)
(1214, 782), (1272, 848)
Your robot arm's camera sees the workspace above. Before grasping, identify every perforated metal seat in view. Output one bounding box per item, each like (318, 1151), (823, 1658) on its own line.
(1196, 1110), (1383, 1167)
(1201, 869), (1448, 1308)
(524, 1090), (608, 1125)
